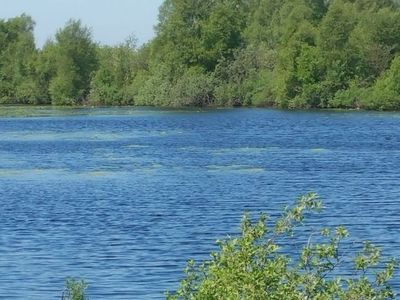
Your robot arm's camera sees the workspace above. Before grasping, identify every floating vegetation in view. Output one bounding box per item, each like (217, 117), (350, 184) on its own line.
(206, 165), (265, 173)
(0, 105), (82, 118)
(0, 168), (68, 178)
(0, 106), (190, 118)
(85, 171), (110, 177)
(0, 130), (148, 142)
(209, 147), (281, 156)
(123, 144), (150, 149)
(310, 148), (329, 153)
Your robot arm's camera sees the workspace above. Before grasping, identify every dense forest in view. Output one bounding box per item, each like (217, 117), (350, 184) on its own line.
(1, 0), (400, 109)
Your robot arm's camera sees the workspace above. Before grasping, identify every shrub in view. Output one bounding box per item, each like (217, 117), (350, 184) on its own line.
(171, 67), (215, 107)
(365, 56), (400, 110)
(134, 64), (173, 106)
(62, 278), (88, 300)
(330, 83), (370, 109)
(166, 193), (398, 300)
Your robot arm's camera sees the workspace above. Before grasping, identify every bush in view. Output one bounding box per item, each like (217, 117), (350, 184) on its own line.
(166, 193), (398, 300)
(62, 278), (88, 300)
(364, 56), (400, 110)
(88, 67), (119, 105)
(330, 83), (370, 109)
(250, 69), (275, 107)
(213, 46), (275, 107)
(135, 64), (173, 106)
(171, 67), (215, 107)
(49, 71), (79, 105)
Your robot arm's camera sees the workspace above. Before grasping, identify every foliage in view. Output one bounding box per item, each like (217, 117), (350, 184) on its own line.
(47, 20), (98, 105)
(365, 56), (400, 110)
(62, 278), (88, 300)
(2, 0), (400, 108)
(171, 67), (215, 106)
(0, 14), (40, 104)
(330, 82), (369, 109)
(166, 193), (398, 300)
(89, 37), (138, 105)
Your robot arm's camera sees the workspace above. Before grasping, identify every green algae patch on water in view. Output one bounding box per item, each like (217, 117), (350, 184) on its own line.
(79, 170), (132, 179)
(210, 147), (275, 156)
(135, 163), (165, 174)
(0, 168), (69, 178)
(206, 165), (265, 174)
(0, 131), (107, 142)
(0, 130), (149, 142)
(85, 171), (110, 177)
(0, 105), (81, 118)
(123, 144), (150, 149)
(0, 169), (21, 177)
(310, 148), (329, 153)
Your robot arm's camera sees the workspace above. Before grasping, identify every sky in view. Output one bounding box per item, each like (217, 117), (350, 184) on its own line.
(0, 0), (164, 48)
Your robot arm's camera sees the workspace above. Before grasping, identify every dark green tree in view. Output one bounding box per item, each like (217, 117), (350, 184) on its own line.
(89, 36), (139, 105)
(48, 20), (98, 105)
(0, 14), (40, 103)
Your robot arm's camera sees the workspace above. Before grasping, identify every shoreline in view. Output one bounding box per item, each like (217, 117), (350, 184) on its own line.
(0, 103), (395, 113)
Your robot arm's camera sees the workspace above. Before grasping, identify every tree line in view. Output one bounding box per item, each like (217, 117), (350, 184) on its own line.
(1, 0), (400, 109)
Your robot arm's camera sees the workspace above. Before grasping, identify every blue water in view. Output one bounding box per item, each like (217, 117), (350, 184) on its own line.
(0, 107), (399, 299)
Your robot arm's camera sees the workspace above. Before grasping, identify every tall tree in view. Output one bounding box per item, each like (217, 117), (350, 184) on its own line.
(0, 14), (39, 103)
(47, 20), (98, 105)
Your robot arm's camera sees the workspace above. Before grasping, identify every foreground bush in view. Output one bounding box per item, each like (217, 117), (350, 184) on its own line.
(62, 278), (88, 300)
(166, 193), (398, 300)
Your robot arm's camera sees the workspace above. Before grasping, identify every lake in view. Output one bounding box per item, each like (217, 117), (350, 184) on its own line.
(0, 107), (399, 299)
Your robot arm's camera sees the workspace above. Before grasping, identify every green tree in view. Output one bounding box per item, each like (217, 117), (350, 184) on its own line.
(365, 56), (400, 110)
(90, 36), (139, 105)
(270, 0), (319, 107)
(48, 19), (98, 105)
(244, 0), (285, 48)
(198, 0), (250, 71)
(0, 14), (40, 103)
(214, 45), (275, 106)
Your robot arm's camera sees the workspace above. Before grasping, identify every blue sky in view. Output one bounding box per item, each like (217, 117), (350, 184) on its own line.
(0, 0), (164, 47)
